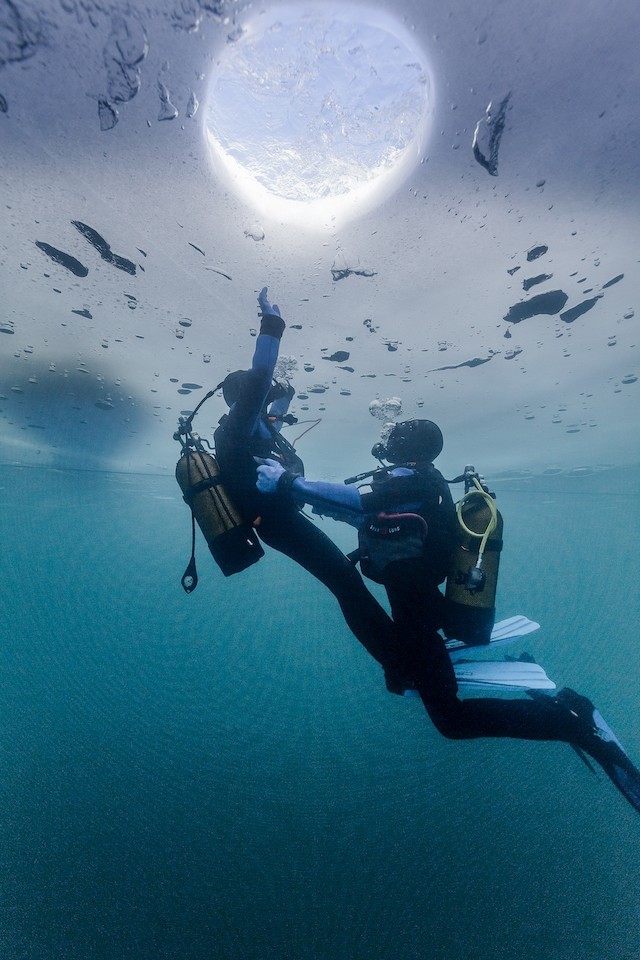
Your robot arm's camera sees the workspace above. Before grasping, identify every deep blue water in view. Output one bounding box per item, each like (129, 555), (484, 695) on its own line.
(1, 464), (639, 960)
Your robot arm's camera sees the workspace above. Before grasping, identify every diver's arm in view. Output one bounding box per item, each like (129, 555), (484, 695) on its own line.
(229, 288), (285, 436)
(256, 460), (365, 524)
(290, 476), (364, 520)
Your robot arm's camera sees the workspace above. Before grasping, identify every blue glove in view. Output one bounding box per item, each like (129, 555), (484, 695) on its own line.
(254, 457), (285, 493)
(258, 286), (281, 318)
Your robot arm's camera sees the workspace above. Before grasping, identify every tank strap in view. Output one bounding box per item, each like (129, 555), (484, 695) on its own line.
(182, 475), (223, 504)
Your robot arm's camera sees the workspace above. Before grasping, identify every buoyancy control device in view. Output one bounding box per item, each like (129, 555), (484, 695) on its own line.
(443, 465), (503, 646)
(345, 461), (503, 646)
(357, 512), (429, 584)
(174, 390), (264, 590)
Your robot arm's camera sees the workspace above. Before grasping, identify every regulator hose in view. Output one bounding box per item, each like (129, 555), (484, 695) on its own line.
(456, 476), (498, 573)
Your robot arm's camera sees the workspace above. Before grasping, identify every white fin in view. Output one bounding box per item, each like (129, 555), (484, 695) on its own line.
(447, 615), (541, 660)
(402, 657), (556, 696)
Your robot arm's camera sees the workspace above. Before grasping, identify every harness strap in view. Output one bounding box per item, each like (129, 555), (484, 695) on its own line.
(182, 475), (223, 504)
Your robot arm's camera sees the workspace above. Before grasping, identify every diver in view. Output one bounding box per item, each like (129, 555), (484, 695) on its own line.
(255, 418), (640, 815)
(211, 287), (404, 674)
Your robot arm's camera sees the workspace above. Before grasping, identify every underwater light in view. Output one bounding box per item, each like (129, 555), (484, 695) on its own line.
(204, 2), (433, 228)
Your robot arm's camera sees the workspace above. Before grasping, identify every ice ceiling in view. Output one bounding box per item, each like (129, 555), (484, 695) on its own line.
(1, 0), (638, 480)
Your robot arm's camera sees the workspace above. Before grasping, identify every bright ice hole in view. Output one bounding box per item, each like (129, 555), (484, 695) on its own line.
(204, 3), (433, 228)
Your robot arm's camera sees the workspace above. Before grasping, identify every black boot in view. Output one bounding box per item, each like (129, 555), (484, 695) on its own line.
(554, 688), (640, 815)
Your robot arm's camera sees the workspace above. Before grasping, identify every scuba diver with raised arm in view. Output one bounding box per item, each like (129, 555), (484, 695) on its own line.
(255, 418), (640, 815)
(196, 287), (405, 674)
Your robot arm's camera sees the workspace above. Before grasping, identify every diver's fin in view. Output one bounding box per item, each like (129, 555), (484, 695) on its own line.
(547, 688), (640, 814)
(452, 658), (556, 691)
(402, 657), (556, 696)
(447, 615), (540, 659)
(570, 744), (598, 775)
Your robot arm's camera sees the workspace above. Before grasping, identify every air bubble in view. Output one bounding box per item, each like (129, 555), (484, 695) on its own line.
(186, 91), (199, 118)
(369, 397), (402, 421)
(158, 82), (178, 121)
(244, 224), (265, 241)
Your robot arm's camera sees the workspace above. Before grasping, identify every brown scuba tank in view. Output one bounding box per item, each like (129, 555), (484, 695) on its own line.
(443, 481), (503, 646)
(175, 449), (264, 577)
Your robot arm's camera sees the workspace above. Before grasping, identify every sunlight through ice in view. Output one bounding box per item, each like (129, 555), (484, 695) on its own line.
(204, 3), (434, 229)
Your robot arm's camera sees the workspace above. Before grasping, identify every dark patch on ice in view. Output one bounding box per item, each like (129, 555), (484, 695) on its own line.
(527, 245), (548, 262)
(0, 93), (8, 113)
(363, 318), (378, 333)
(0, 2), (43, 68)
(104, 16), (147, 113)
(181, 383), (202, 390)
(503, 328), (512, 339)
(323, 351), (350, 363)
(559, 296), (601, 324)
(71, 222), (136, 275)
(35, 242), (88, 278)
(308, 386), (327, 394)
(339, 366), (354, 373)
(290, 324), (302, 330)
(622, 374), (637, 385)
(331, 266), (377, 281)
(72, 308), (93, 319)
(432, 357), (494, 371)
(504, 349), (523, 360)
(189, 242), (205, 256)
(472, 92), (511, 176)
(385, 342), (399, 352)
(523, 274), (552, 291)
(361, 373), (377, 378)
(507, 266), (520, 276)
(297, 394), (309, 400)
(504, 290), (568, 323)
(602, 274), (624, 289)
(0, 355), (146, 455)
(205, 267), (233, 281)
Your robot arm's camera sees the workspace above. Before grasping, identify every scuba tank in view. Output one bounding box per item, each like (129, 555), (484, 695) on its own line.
(174, 391), (264, 591)
(175, 444), (264, 581)
(443, 465), (503, 646)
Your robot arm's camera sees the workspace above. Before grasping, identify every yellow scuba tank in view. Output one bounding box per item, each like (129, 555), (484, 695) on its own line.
(444, 466), (503, 645)
(175, 447), (264, 582)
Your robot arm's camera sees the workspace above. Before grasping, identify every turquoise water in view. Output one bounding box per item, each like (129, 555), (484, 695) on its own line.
(2, 465), (639, 960)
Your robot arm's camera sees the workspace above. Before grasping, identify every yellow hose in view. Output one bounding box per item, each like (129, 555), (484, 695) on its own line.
(456, 476), (498, 569)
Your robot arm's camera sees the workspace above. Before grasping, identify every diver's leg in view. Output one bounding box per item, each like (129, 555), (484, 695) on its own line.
(258, 508), (399, 669)
(384, 581), (612, 743)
